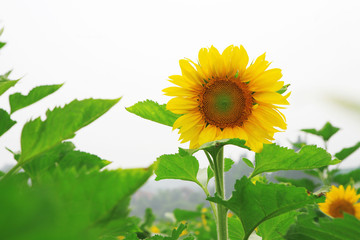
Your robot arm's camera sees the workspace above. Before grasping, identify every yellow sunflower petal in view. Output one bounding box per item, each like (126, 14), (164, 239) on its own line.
(253, 92), (290, 105)
(199, 125), (219, 146)
(179, 59), (205, 86)
(167, 97), (198, 114)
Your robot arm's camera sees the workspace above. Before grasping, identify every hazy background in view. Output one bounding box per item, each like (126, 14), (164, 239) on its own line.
(1, 0), (360, 173)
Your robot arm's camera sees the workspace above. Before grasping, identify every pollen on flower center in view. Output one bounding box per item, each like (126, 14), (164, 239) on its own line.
(199, 79), (253, 129)
(329, 200), (356, 218)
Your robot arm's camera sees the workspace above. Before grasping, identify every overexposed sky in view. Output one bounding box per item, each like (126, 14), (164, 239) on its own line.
(1, 0), (360, 171)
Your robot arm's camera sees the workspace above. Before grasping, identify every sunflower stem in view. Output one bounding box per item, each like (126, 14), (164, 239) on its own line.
(213, 147), (228, 240)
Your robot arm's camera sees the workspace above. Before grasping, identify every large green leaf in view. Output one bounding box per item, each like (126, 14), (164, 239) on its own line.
(179, 138), (249, 157)
(335, 141), (360, 160)
(208, 176), (317, 240)
(58, 150), (111, 170)
(0, 108), (16, 136)
(22, 142), (111, 178)
(9, 84), (63, 113)
(301, 122), (340, 142)
(333, 168), (360, 185)
(250, 144), (340, 178)
(126, 100), (181, 127)
(228, 217), (245, 240)
(275, 176), (320, 192)
(20, 98), (120, 163)
(155, 153), (200, 185)
(0, 75), (19, 96)
(257, 210), (301, 240)
(0, 165), (153, 240)
(22, 141), (75, 177)
(285, 213), (360, 240)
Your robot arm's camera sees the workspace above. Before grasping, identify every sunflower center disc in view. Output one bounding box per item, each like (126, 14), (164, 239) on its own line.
(330, 200), (356, 218)
(201, 80), (250, 128)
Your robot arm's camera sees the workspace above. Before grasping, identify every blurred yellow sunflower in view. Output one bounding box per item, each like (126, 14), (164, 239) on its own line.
(163, 45), (289, 152)
(319, 185), (360, 219)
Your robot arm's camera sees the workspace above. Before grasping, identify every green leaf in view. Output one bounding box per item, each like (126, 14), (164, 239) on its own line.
(275, 176), (320, 192)
(228, 217), (245, 240)
(250, 144), (340, 178)
(20, 98), (120, 163)
(285, 212), (360, 240)
(207, 158), (235, 182)
(301, 122), (340, 142)
(242, 158), (254, 168)
(333, 168), (360, 185)
(58, 150), (111, 170)
(22, 141), (75, 177)
(155, 154), (200, 185)
(180, 138), (249, 156)
(126, 100), (181, 127)
(0, 108), (16, 136)
(0, 42), (5, 49)
(277, 84), (290, 94)
(0, 165), (153, 240)
(173, 208), (201, 222)
(140, 208), (155, 230)
(208, 176), (317, 240)
(257, 210), (301, 240)
(335, 142), (360, 160)
(149, 223), (189, 240)
(9, 84), (63, 113)
(0, 76), (19, 96)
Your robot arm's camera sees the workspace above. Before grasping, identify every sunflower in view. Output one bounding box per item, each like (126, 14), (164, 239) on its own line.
(319, 185), (360, 219)
(163, 45), (289, 152)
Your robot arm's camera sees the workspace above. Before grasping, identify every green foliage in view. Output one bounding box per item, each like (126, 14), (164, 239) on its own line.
(126, 100), (181, 127)
(0, 165), (154, 240)
(275, 176), (320, 192)
(174, 209), (202, 222)
(250, 144), (340, 178)
(335, 141), (360, 160)
(20, 98), (120, 164)
(149, 223), (191, 240)
(333, 168), (360, 185)
(285, 212), (360, 240)
(228, 217), (244, 240)
(208, 177), (317, 240)
(0, 108), (16, 136)
(241, 158), (254, 168)
(257, 210), (301, 240)
(301, 122), (340, 142)
(9, 84), (63, 113)
(155, 153), (200, 185)
(207, 158), (234, 182)
(0, 75), (19, 96)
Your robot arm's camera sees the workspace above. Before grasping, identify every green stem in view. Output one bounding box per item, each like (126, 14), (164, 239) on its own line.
(213, 147), (228, 240)
(203, 151), (218, 222)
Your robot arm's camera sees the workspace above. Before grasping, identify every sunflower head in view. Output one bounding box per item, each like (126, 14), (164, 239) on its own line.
(163, 45), (290, 152)
(319, 185), (360, 219)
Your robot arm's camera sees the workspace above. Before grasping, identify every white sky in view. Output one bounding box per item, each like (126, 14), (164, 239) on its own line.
(1, 0), (360, 171)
